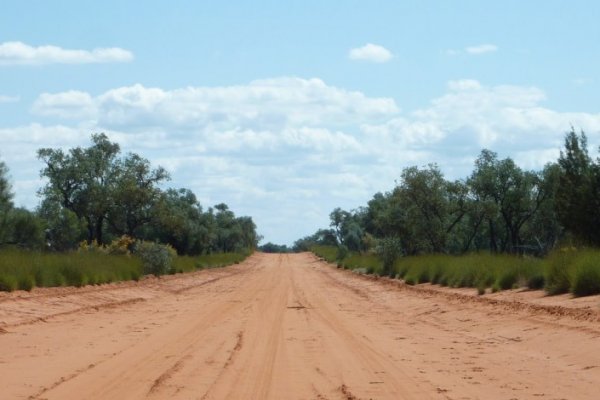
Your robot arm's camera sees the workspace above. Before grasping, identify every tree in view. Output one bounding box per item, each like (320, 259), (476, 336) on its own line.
(0, 158), (13, 244)
(468, 150), (548, 253)
(108, 153), (169, 237)
(38, 133), (120, 244)
(555, 129), (600, 244)
(37, 198), (85, 251)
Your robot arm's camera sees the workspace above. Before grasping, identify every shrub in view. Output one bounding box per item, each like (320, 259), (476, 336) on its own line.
(134, 241), (177, 276)
(336, 245), (349, 262)
(376, 237), (402, 277)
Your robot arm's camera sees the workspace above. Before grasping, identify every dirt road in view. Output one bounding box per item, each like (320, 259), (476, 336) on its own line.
(1, 253), (599, 399)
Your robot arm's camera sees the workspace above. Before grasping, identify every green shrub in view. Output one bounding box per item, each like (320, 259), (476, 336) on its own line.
(376, 237), (402, 277)
(336, 245), (349, 262)
(134, 241), (177, 276)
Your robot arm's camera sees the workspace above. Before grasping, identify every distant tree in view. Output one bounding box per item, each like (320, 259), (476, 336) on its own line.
(259, 242), (290, 253)
(0, 158), (13, 244)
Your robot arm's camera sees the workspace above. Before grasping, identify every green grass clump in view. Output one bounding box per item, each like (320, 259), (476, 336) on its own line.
(544, 251), (572, 295)
(544, 249), (600, 297)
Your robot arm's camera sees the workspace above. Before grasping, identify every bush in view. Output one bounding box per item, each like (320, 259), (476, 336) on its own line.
(134, 241), (177, 276)
(376, 237), (402, 277)
(336, 245), (349, 262)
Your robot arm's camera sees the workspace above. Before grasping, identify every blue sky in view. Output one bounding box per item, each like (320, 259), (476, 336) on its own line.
(1, 1), (600, 245)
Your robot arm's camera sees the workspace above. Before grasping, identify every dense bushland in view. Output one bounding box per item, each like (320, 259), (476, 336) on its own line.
(302, 129), (600, 296)
(0, 134), (259, 255)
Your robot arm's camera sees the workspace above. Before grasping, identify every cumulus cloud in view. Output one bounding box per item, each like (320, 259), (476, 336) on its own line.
(0, 41), (133, 65)
(348, 43), (393, 63)
(32, 77), (400, 129)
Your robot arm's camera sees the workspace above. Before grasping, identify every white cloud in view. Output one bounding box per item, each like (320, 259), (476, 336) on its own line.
(446, 44), (499, 56)
(32, 77), (400, 129)
(348, 43), (393, 63)
(0, 41), (133, 65)
(465, 44), (498, 55)
(0, 95), (19, 103)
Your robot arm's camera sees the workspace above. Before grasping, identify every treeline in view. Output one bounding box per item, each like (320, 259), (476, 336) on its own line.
(0, 133), (259, 255)
(296, 129), (598, 256)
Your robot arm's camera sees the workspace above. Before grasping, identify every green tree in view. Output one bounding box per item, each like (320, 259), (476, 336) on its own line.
(0, 158), (13, 244)
(468, 150), (549, 253)
(38, 133), (120, 244)
(555, 129), (600, 244)
(108, 153), (170, 237)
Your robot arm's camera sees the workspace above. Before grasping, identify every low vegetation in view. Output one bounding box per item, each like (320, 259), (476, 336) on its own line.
(312, 245), (600, 297)
(0, 240), (252, 292)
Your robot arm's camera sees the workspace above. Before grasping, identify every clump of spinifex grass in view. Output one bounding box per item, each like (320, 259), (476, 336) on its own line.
(544, 248), (600, 297)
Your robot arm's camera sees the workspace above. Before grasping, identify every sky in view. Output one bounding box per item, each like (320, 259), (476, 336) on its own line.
(1, 1), (600, 245)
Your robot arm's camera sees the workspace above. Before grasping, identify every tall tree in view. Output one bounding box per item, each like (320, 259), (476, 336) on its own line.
(555, 129), (600, 244)
(38, 133), (120, 244)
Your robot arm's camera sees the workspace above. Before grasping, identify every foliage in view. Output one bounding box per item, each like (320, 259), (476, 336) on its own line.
(376, 237), (402, 277)
(133, 241), (177, 276)
(0, 249), (143, 291)
(33, 134), (257, 254)
(259, 242), (291, 253)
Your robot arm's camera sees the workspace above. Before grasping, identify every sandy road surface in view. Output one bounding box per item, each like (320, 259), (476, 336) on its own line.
(1, 253), (599, 400)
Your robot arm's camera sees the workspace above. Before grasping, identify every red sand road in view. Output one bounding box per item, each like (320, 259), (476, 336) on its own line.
(1, 252), (599, 399)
